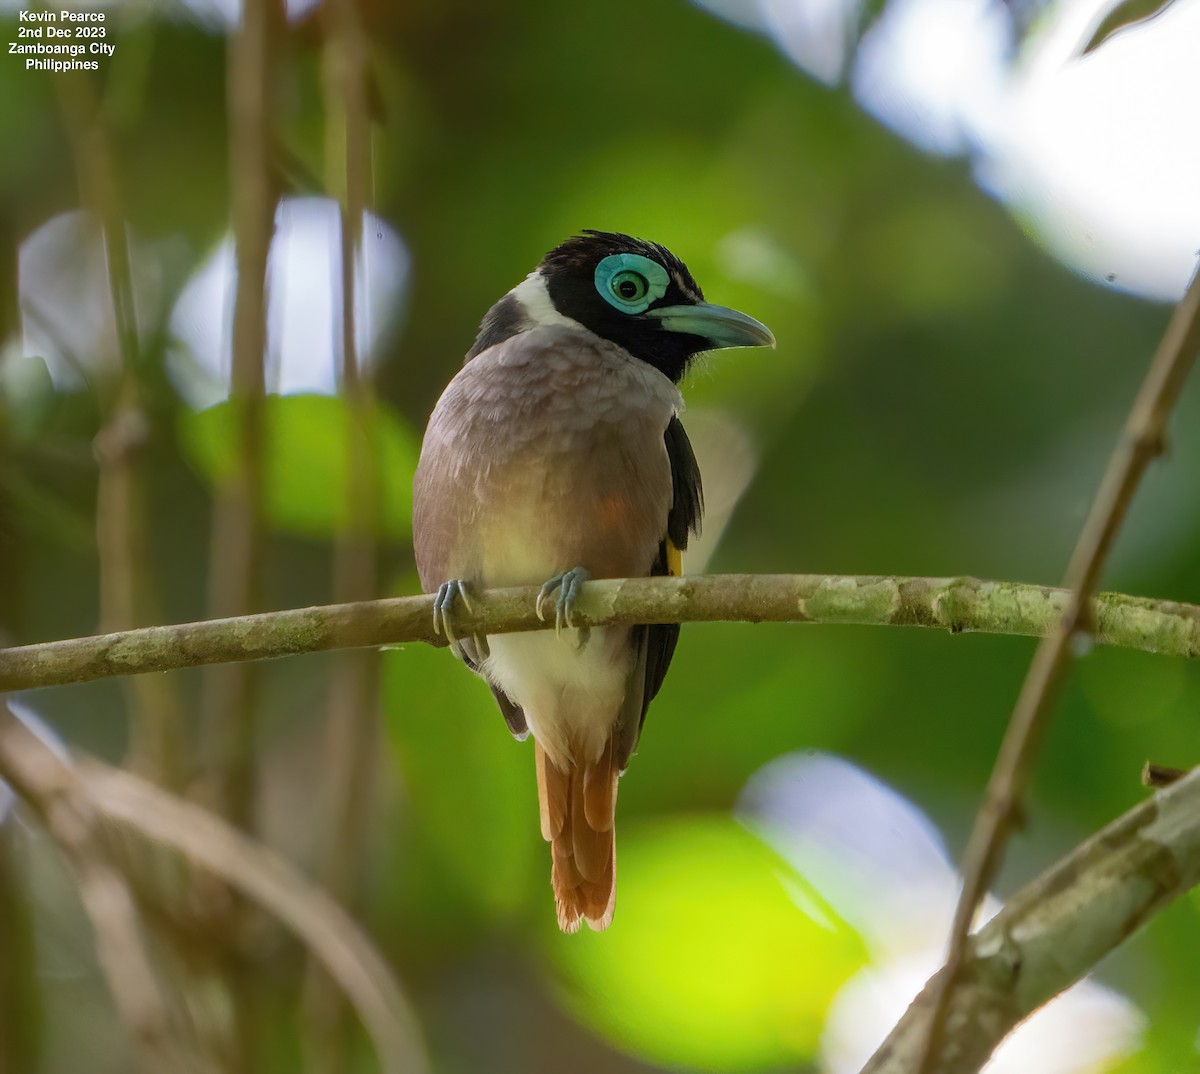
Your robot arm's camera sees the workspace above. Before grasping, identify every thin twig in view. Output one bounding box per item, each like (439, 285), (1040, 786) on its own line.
(909, 262), (1200, 1074)
(78, 758), (432, 1074)
(862, 764), (1200, 1073)
(304, 1), (381, 1069)
(0, 706), (204, 1074)
(5, 574), (1200, 693)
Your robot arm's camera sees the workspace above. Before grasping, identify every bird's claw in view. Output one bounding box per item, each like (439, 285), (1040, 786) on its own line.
(536, 567), (591, 649)
(432, 580), (489, 660)
(432, 580), (470, 642)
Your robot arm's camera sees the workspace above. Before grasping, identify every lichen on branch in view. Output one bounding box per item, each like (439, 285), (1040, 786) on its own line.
(3, 573), (1200, 694)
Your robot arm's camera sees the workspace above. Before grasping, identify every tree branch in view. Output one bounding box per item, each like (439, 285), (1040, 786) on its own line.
(78, 759), (431, 1074)
(913, 260), (1200, 1072)
(862, 763), (1200, 1073)
(4, 573), (1200, 693)
(0, 706), (202, 1073)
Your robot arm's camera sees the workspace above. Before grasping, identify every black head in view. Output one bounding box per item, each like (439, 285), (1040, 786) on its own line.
(541, 231), (774, 382)
(468, 230), (774, 383)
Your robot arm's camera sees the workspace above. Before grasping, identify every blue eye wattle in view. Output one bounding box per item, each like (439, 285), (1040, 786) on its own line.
(594, 253), (670, 314)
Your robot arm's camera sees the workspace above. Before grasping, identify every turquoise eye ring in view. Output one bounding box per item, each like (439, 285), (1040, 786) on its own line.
(594, 253), (670, 314)
(611, 269), (649, 303)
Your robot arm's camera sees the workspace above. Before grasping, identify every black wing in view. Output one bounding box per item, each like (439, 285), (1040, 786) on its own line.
(461, 640), (529, 738)
(489, 684), (528, 739)
(663, 414), (704, 556)
(616, 416), (704, 769)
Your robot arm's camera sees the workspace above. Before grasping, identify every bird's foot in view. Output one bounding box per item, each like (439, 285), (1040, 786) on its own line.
(432, 579), (490, 661)
(536, 567), (591, 649)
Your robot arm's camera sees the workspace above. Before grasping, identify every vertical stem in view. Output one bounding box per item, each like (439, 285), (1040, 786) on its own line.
(303, 1), (382, 1070)
(201, 0), (275, 831)
(0, 222), (20, 638)
(198, 2), (278, 1069)
(0, 219), (17, 344)
(0, 214), (34, 1070)
(55, 75), (188, 789)
(0, 808), (40, 1074)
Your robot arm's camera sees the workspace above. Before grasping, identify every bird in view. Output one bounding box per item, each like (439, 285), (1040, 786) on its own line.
(412, 231), (774, 931)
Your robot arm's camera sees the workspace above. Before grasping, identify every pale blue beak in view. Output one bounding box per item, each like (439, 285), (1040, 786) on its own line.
(644, 301), (776, 350)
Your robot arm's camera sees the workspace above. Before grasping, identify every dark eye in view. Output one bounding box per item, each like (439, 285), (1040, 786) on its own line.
(611, 270), (649, 303)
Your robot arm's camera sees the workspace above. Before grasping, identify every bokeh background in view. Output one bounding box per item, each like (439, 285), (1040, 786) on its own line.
(2, 0), (1200, 1071)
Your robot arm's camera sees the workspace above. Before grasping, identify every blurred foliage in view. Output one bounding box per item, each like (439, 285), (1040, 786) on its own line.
(1, 0), (1198, 1072)
(181, 394), (419, 539)
(549, 817), (867, 1071)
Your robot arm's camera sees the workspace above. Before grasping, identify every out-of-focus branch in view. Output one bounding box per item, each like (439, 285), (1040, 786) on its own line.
(913, 262), (1200, 1072)
(198, 2), (281, 1068)
(304, 2), (382, 1070)
(200, 0), (277, 828)
(323, 0), (378, 871)
(55, 74), (187, 789)
(78, 758), (431, 1074)
(0, 801), (40, 1074)
(6, 574), (1200, 692)
(0, 706), (203, 1074)
(862, 764), (1200, 1073)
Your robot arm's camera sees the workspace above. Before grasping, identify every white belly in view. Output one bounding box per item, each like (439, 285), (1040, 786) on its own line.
(483, 627), (633, 769)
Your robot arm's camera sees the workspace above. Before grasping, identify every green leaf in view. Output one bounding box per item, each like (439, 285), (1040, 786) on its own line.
(1081, 0), (1178, 55)
(547, 816), (867, 1071)
(179, 394), (418, 540)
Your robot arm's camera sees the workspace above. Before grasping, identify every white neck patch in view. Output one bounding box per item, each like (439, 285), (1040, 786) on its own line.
(510, 271), (587, 332)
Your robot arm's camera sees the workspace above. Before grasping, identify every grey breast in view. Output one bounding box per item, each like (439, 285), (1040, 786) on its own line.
(413, 325), (682, 591)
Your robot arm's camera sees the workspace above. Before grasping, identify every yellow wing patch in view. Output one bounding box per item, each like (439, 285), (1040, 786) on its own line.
(665, 537), (683, 578)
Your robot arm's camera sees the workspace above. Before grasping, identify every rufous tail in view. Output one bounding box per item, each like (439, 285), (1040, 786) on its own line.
(535, 738), (618, 932)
